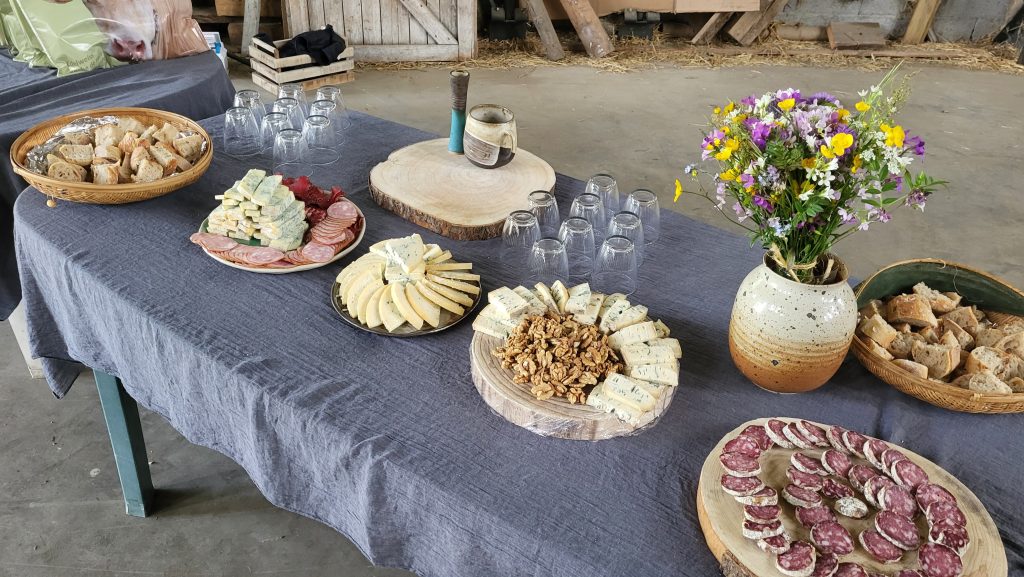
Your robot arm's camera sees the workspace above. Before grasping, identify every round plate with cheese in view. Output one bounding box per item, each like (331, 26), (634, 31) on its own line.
(331, 234), (482, 337)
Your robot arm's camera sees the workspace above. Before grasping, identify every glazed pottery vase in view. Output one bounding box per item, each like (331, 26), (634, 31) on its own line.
(729, 254), (858, 393)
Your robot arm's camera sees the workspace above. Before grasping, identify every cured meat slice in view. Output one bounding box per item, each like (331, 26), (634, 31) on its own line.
(876, 510), (921, 550)
(788, 466), (825, 491)
(792, 452), (829, 476)
(743, 519), (784, 539)
(305, 206), (327, 226)
(225, 245), (286, 266)
(926, 501), (967, 527)
(784, 423), (815, 449)
(881, 448), (910, 474)
(327, 198), (359, 219)
(719, 453), (761, 478)
(842, 430), (869, 457)
(723, 435), (763, 459)
(833, 496), (869, 519)
(894, 571), (925, 577)
(741, 424), (775, 451)
(758, 533), (792, 555)
(285, 249), (312, 265)
(864, 439), (890, 469)
(821, 450), (853, 478)
(859, 529), (904, 564)
(811, 520), (855, 556)
(919, 543), (964, 577)
(190, 232), (239, 252)
(893, 459), (930, 490)
(848, 465), (879, 494)
(766, 419), (796, 448)
(834, 563), (869, 577)
(797, 420), (831, 447)
(826, 425), (850, 453)
(783, 484), (823, 508)
(878, 484), (917, 519)
(300, 241), (337, 263)
(864, 476), (896, 508)
(796, 505), (836, 528)
(264, 259), (294, 268)
(929, 521), (970, 555)
(776, 541), (817, 577)
(821, 478), (855, 500)
(720, 474), (764, 497)
(736, 486), (778, 506)
(915, 483), (958, 513)
(744, 504), (781, 523)
(328, 229), (356, 252)
(311, 221), (355, 245)
(809, 552), (839, 577)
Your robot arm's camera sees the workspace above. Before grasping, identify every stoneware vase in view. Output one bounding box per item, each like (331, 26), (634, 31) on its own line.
(729, 254), (858, 393)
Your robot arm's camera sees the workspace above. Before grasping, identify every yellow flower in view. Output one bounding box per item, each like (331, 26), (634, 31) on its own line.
(852, 155), (863, 174)
(820, 144), (835, 159)
(778, 98), (796, 112)
(735, 114), (748, 123)
(836, 108), (850, 121)
(722, 126), (731, 135)
(855, 101), (870, 112)
(801, 158), (816, 169)
(725, 138), (739, 151)
(714, 148), (733, 161)
(720, 169), (738, 181)
(831, 132), (854, 155)
(884, 125), (905, 148)
(723, 101), (736, 114)
(674, 179), (683, 202)
(690, 168), (698, 177)
(713, 106), (721, 115)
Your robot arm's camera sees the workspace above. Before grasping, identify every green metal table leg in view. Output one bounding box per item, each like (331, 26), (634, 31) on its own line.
(93, 369), (154, 517)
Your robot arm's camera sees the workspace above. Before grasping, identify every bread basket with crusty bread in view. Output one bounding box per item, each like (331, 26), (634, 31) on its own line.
(10, 107), (213, 205)
(852, 259), (1024, 414)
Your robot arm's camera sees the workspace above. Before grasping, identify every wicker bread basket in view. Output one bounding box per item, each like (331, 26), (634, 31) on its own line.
(10, 107), (213, 205)
(852, 259), (1024, 414)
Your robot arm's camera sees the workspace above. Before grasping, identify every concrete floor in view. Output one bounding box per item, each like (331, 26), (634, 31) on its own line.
(2, 62), (1022, 576)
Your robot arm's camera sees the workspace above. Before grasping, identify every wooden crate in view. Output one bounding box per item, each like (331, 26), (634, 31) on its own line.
(249, 36), (355, 94)
(215, 0), (283, 17)
(280, 0), (476, 63)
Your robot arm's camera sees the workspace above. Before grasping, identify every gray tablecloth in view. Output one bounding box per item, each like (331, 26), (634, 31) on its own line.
(0, 49), (235, 319)
(14, 113), (1023, 577)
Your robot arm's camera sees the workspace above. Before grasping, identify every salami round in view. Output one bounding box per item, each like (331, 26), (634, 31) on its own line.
(300, 241), (337, 263)
(758, 533), (792, 555)
(876, 510), (921, 550)
(848, 465), (879, 494)
(864, 439), (891, 469)
(741, 424), (775, 451)
(878, 484), (917, 519)
(826, 425), (850, 453)
(784, 484), (823, 508)
(736, 486), (778, 506)
(724, 435), (764, 459)
(833, 496), (869, 519)
(859, 529), (904, 563)
(809, 552), (839, 577)
(821, 449), (853, 478)
(721, 474), (764, 497)
(929, 521), (970, 555)
(743, 519), (785, 539)
(821, 478), (855, 500)
(765, 419), (796, 448)
(864, 476), (896, 508)
(893, 571), (924, 577)
(776, 541), (817, 577)
(915, 483), (958, 513)
(792, 452), (829, 476)
(744, 504), (781, 523)
(797, 420), (830, 447)
(834, 563), (869, 577)
(326, 199), (359, 219)
(226, 245), (286, 265)
(811, 520), (855, 556)
(784, 423), (815, 449)
(881, 448), (910, 474)
(190, 232), (239, 252)
(893, 459), (930, 490)
(311, 221), (355, 245)
(926, 501), (967, 527)
(842, 430), (869, 457)
(796, 505), (836, 528)
(919, 543), (964, 577)
(788, 466), (825, 491)
(719, 453), (761, 477)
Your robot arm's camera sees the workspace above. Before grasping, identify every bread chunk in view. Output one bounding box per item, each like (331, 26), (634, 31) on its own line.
(58, 144), (93, 166)
(887, 294), (938, 328)
(891, 359), (929, 379)
(887, 331), (923, 359)
(47, 161), (86, 182)
(940, 319), (975, 351)
(941, 307), (979, 335)
(911, 340), (960, 379)
(913, 282), (957, 314)
(859, 315), (898, 348)
(964, 371), (1013, 395)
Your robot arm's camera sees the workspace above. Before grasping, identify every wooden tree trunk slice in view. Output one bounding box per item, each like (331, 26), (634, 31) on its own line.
(697, 418), (1007, 577)
(369, 138), (556, 240)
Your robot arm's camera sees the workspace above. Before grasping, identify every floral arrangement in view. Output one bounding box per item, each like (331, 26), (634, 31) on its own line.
(676, 68), (944, 284)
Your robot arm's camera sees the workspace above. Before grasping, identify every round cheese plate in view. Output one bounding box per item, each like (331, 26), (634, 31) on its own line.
(330, 277), (481, 337)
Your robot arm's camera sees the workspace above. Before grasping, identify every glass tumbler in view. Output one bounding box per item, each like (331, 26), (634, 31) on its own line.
(585, 173), (620, 213)
(260, 112), (290, 154)
(592, 235), (638, 296)
(315, 85), (352, 128)
(223, 106), (260, 157)
(234, 89), (266, 127)
(272, 128), (311, 177)
(501, 210), (541, 272)
(624, 188), (660, 244)
(302, 115), (337, 166)
(278, 83), (308, 115)
(310, 99), (346, 149)
(569, 193), (606, 242)
(273, 97), (305, 130)
(528, 191), (560, 237)
(558, 217), (595, 283)
(528, 238), (570, 286)
(607, 211), (645, 266)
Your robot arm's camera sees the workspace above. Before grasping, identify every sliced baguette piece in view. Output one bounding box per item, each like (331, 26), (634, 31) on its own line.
(994, 332), (1024, 358)
(919, 326), (940, 344)
(92, 144), (121, 164)
(58, 144), (94, 166)
(886, 294), (938, 328)
(130, 143), (152, 172)
(911, 340), (960, 379)
(887, 331), (923, 360)
(131, 159), (164, 183)
(91, 163), (119, 185)
(891, 359), (929, 379)
(62, 131), (92, 145)
(153, 122), (180, 144)
(941, 307), (979, 335)
(117, 116), (148, 135)
(865, 338), (894, 361)
(173, 134), (203, 162)
(46, 161), (86, 182)
(892, 322), (912, 333)
(1008, 376), (1024, 393)
(94, 124), (125, 148)
(964, 371), (1013, 395)
(939, 330), (960, 350)
(859, 299), (885, 321)
(964, 346), (1011, 376)
(975, 327), (1008, 349)
(118, 131), (140, 155)
(154, 141), (192, 171)
(858, 315), (899, 349)
(940, 319), (975, 351)
(913, 282), (958, 314)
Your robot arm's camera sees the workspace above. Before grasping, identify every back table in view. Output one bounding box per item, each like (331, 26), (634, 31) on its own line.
(14, 113), (1024, 577)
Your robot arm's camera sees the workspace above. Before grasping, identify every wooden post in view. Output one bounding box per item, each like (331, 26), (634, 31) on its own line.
(902, 0), (942, 44)
(241, 0), (262, 56)
(556, 0), (614, 58)
(691, 12), (733, 44)
(520, 0), (565, 61)
(94, 370), (154, 518)
(725, 0), (789, 46)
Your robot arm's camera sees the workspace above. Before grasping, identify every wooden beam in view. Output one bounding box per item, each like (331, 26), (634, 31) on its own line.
(775, 23), (826, 41)
(241, 0), (261, 56)
(902, 0), (942, 45)
(282, 0), (309, 36)
(456, 0), (477, 59)
(557, 0), (614, 58)
(691, 11), (733, 44)
(394, 0), (459, 44)
(675, 0), (759, 11)
(826, 22), (887, 50)
(725, 0), (788, 46)
(520, 0), (564, 60)
(703, 45), (971, 59)
(354, 43), (461, 61)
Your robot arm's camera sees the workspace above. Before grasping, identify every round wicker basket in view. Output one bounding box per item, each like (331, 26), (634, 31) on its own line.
(10, 107), (213, 205)
(852, 259), (1024, 414)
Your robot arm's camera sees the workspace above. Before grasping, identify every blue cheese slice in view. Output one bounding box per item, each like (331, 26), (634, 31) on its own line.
(626, 362), (679, 386)
(585, 383), (645, 425)
(608, 321), (659, 350)
(574, 293), (605, 326)
(602, 373), (657, 411)
(654, 319), (671, 338)
(252, 174), (283, 206)
(608, 305), (648, 332)
(532, 283), (560, 314)
(488, 287), (530, 319)
(646, 338), (682, 358)
(564, 283), (592, 315)
(472, 307), (520, 339)
(513, 286), (547, 316)
(384, 234), (425, 273)
(599, 299), (632, 333)
(620, 342), (679, 365)
(599, 293), (627, 318)
(237, 169), (266, 195)
(551, 281), (569, 313)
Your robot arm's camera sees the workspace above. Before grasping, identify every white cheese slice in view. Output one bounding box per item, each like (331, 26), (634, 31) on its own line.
(602, 373), (656, 412)
(599, 293), (627, 318)
(532, 283), (560, 314)
(608, 321), (659, 350)
(574, 293), (605, 326)
(608, 305), (648, 332)
(337, 260), (384, 291)
(472, 313), (519, 339)
(378, 289), (406, 332)
(252, 174), (282, 206)
(488, 287), (530, 319)
(513, 286), (547, 316)
(427, 261), (473, 271)
(427, 274), (480, 295)
(364, 284), (389, 329)
(345, 269), (380, 314)
(564, 283), (592, 315)
(406, 284), (441, 328)
(384, 234), (425, 273)
(237, 169), (266, 195)
(428, 250), (452, 264)
(422, 279), (474, 307)
(632, 378), (667, 399)
(355, 279), (385, 323)
(430, 270), (480, 281)
(599, 299), (632, 333)
(654, 319), (671, 338)
(422, 244), (443, 261)
(369, 239), (390, 257)
(626, 362), (680, 386)
(551, 280), (569, 313)
(620, 342), (679, 365)
(415, 280), (466, 315)
(646, 338), (682, 358)
(391, 283), (424, 330)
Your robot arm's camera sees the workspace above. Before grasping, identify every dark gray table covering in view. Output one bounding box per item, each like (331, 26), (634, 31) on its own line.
(0, 49), (235, 319)
(14, 113), (1023, 577)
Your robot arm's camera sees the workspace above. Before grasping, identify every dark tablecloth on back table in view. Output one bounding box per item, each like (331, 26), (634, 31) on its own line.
(14, 113), (1024, 577)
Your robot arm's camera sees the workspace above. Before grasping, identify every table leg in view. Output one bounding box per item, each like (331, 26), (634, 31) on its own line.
(93, 370), (154, 517)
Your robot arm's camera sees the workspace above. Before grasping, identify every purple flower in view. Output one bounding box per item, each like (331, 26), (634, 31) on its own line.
(838, 207), (858, 224)
(906, 190), (928, 210)
(810, 92), (838, 105)
(741, 95), (757, 107)
(740, 172), (756, 189)
(751, 195), (773, 213)
(905, 134), (926, 156)
(750, 122), (772, 149)
(715, 182), (727, 208)
(776, 89), (802, 103)
(733, 201), (751, 222)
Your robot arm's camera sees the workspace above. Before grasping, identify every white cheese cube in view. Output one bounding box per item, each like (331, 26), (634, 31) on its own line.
(626, 362), (680, 386)
(564, 283), (592, 315)
(551, 280), (569, 313)
(573, 293), (605, 326)
(512, 286), (547, 316)
(599, 299), (632, 333)
(654, 319), (671, 338)
(602, 373), (656, 411)
(647, 338), (682, 358)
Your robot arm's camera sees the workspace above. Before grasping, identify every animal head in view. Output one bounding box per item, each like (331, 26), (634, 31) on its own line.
(42, 0), (157, 61)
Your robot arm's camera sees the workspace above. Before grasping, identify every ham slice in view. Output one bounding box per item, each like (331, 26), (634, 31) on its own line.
(190, 232), (238, 252)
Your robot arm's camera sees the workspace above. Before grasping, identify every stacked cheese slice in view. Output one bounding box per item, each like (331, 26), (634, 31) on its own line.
(472, 280), (681, 425)
(335, 234), (480, 333)
(207, 169), (308, 251)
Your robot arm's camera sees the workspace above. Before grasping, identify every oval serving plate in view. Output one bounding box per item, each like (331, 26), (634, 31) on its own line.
(330, 277), (482, 337)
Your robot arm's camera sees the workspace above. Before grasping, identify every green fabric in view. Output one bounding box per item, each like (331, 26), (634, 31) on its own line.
(855, 260), (1024, 316)
(0, 0), (33, 59)
(7, 0), (49, 66)
(12, 0), (120, 75)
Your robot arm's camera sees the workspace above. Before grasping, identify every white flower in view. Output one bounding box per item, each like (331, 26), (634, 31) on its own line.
(860, 149), (875, 162)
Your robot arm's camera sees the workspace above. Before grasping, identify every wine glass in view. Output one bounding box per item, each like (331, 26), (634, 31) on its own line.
(528, 238), (569, 285)
(558, 217), (595, 283)
(585, 173), (619, 213)
(528, 190), (560, 237)
(278, 83), (308, 116)
(569, 192), (606, 242)
(273, 128), (311, 177)
(302, 115), (338, 166)
(501, 210), (541, 272)
(592, 235), (638, 296)
(273, 97), (304, 130)
(260, 112), (290, 154)
(607, 211), (645, 266)
(234, 89), (266, 127)
(624, 188), (660, 244)
(223, 106), (260, 157)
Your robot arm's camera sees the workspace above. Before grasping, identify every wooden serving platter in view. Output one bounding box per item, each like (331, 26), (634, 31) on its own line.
(696, 418), (1007, 577)
(469, 332), (677, 440)
(369, 138), (556, 241)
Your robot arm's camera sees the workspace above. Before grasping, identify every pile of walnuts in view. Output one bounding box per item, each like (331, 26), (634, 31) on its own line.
(492, 313), (623, 404)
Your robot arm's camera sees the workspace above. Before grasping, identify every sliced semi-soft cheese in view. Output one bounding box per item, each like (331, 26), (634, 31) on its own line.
(378, 289), (406, 332)
(513, 286), (547, 316)
(427, 261), (473, 272)
(564, 283), (592, 315)
(364, 284), (389, 329)
(344, 268), (381, 310)
(602, 373), (656, 411)
(488, 287), (530, 319)
(415, 280), (465, 315)
(646, 338), (682, 358)
(422, 279), (474, 307)
(608, 305), (649, 332)
(551, 280), (569, 313)
(427, 274), (481, 295)
(430, 270), (480, 282)
(391, 283), (424, 330)
(422, 244), (443, 262)
(355, 279), (385, 323)
(369, 239), (391, 257)
(532, 283), (560, 314)
(574, 293), (606, 326)
(428, 250), (452, 264)
(599, 299), (632, 333)
(627, 362), (680, 386)
(620, 342), (678, 365)
(406, 284), (441, 328)
(608, 321), (659, 350)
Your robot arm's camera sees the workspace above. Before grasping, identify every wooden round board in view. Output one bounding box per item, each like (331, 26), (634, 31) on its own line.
(369, 138), (556, 241)
(470, 332), (677, 440)
(696, 418), (1007, 577)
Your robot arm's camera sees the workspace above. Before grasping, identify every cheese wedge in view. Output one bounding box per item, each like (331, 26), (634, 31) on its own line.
(472, 313), (519, 339)
(369, 239), (390, 257)
(430, 270), (481, 281)
(603, 373), (657, 411)
(364, 284), (389, 329)
(532, 283), (560, 314)
(427, 261), (473, 271)
(423, 244), (443, 261)
(626, 362), (680, 386)
(608, 321), (658, 350)
(599, 299), (631, 333)
(422, 279), (474, 307)
(600, 293), (627, 318)
(513, 286), (547, 316)
(337, 258), (384, 287)
(647, 338), (682, 358)
(345, 268), (380, 310)
(355, 279), (385, 323)
(378, 289), (406, 332)
(551, 280), (569, 313)
(586, 382), (645, 425)
(428, 274), (481, 295)
(488, 287), (530, 319)
(385, 234), (425, 273)
(564, 283), (592, 315)
(608, 305), (648, 332)
(416, 280), (466, 315)
(620, 342), (678, 365)
(391, 283), (424, 330)
(406, 284), (441, 328)
(574, 293), (605, 325)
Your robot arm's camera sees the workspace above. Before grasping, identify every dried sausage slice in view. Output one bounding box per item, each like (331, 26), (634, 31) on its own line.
(859, 529), (904, 564)
(809, 552), (839, 577)
(864, 476), (896, 508)
(741, 424), (775, 451)
(758, 533), (792, 555)
(743, 519), (785, 539)
(826, 425), (850, 453)
(796, 505), (836, 528)
(893, 459), (930, 490)
(784, 423), (815, 449)
(864, 439), (890, 469)
(719, 453), (761, 477)
(776, 541), (817, 577)
(842, 430), (869, 457)
(918, 543), (964, 577)
(784, 484), (823, 508)
(929, 521), (970, 556)
(926, 501), (967, 528)
(821, 449), (853, 478)
(881, 448), (910, 474)
(834, 563), (869, 577)
(788, 466), (825, 491)
(792, 452), (829, 476)
(797, 420), (830, 447)
(878, 484), (917, 519)
(811, 520), (854, 556)
(915, 483), (958, 514)
(766, 419), (796, 449)
(876, 510), (921, 550)
(721, 474), (764, 497)
(821, 478), (855, 500)
(744, 504), (781, 523)
(736, 486), (778, 506)
(723, 435), (763, 459)
(848, 465), (879, 494)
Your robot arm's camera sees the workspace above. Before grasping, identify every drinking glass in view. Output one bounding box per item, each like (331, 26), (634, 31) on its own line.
(528, 190), (560, 237)
(233, 89), (265, 127)
(278, 83), (308, 116)
(309, 99), (346, 148)
(501, 210), (541, 271)
(624, 188), (660, 244)
(272, 128), (311, 177)
(585, 173), (619, 213)
(528, 238), (569, 285)
(223, 106), (260, 157)
(302, 114), (337, 166)
(558, 217), (595, 283)
(569, 192), (606, 241)
(607, 211), (645, 266)
(315, 85), (352, 128)
(273, 97), (304, 130)
(260, 111), (290, 154)
(592, 235), (638, 296)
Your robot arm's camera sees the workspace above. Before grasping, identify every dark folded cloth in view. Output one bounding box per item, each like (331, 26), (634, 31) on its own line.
(257, 26), (346, 66)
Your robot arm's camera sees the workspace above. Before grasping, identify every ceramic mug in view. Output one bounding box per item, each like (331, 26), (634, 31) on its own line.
(464, 104), (517, 169)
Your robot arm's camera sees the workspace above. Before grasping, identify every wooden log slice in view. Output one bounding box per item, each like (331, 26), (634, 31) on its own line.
(697, 418), (1007, 577)
(369, 138), (556, 241)
(470, 332), (677, 440)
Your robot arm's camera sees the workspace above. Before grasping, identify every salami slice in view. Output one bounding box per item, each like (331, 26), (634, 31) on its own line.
(796, 505), (836, 528)
(811, 520), (855, 556)
(919, 543), (963, 577)
(328, 228), (356, 252)
(766, 419), (796, 448)
(834, 563), (869, 577)
(826, 425), (850, 453)
(264, 259), (294, 268)
(881, 448), (910, 474)
(720, 474), (764, 497)
(915, 483), (958, 513)
(821, 450), (853, 478)
(833, 496), (869, 519)
(893, 459), (930, 490)
(744, 504), (782, 523)
(285, 249), (312, 265)
(327, 198), (359, 219)
(864, 476), (896, 508)
(784, 484), (823, 508)
(741, 424), (775, 451)
(796, 420), (830, 447)
(759, 533), (792, 555)
(736, 486), (778, 506)
(929, 522), (970, 555)
(225, 245), (286, 266)
(876, 510), (921, 550)
(893, 571), (925, 577)
(792, 452), (829, 476)
(743, 519), (785, 539)
(788, 466), (825, 491)
(859, 529), (904, 564)
(723, 435), (764, 459)
(878, 484), (917, 519)
(842, 430), (869, 457)
(311, 221), (354, 245)
(190, 232), (239, 252)
(864, 439), (890, 469)
(848, 465), (879, 494)
(776, 541), (817, 577)
(926, 501), (967, 527)
(299, 241), (336, 263)
(719, 453), (761, 478)
(809, 552), (839, 577)
(784, 423), (815, 449)
(821, 478), (855, 500)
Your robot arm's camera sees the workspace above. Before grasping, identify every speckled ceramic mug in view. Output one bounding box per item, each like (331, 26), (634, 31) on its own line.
(463, 104), (517, 169)
(729, 254), (857, 393)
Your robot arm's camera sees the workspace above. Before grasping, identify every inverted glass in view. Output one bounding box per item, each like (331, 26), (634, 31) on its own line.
(558, 217), (595, 283)
(585, 173), (620, 213)
(607, 211), (645, 266)
(273, 128), (311, 177)
(592, 235), (638, 296)
(223, 106), (260, 157)
(528, 190), (560, 237)
(528, 238), (569, 286)
(624, 188), (660, 244)
(569, 192), (606, 242)
(501, 210), (541, 271)
(260, 112), (290, 154)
